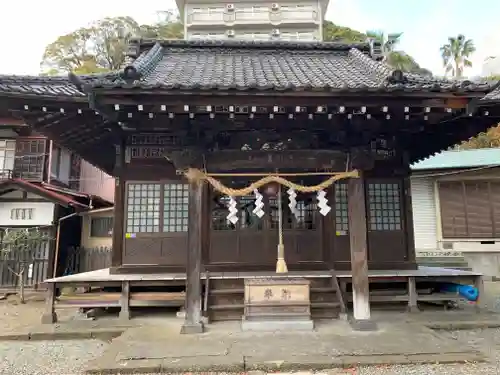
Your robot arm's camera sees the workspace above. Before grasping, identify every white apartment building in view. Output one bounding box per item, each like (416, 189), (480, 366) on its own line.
(482, 56), (500, 77)
(176, 0), (329, 41)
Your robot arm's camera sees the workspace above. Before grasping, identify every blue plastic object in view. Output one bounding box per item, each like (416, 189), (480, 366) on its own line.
(440, 283), (478, 302)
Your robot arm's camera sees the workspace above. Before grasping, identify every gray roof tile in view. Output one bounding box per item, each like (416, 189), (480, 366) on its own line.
(0, 75), (86, 97)
(90, 39), (496, 94)
(0, 39), (497, 97)
(481, 84), (500, 102)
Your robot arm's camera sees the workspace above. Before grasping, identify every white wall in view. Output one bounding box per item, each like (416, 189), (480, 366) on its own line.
(79, 160), (115, 203)
(0, 201), (55, 227)
(187, 27), (320, 40)
(58, 149), (71, 184)
(482, 56), (500, 77)
(185, 0), (322, 40)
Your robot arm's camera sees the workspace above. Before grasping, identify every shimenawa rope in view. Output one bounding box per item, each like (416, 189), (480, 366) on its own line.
(184, 168), (360, 196)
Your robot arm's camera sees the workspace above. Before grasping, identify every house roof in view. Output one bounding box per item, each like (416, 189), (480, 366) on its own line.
(0, 179), (90, 210)
(0, 40), (496, 98)
(40, 183), (113, 208)
(0, 73), (116, 99)
(481, 85), (500, 103)
(88, 39), (495, 94)
(411, 148), (500, 171)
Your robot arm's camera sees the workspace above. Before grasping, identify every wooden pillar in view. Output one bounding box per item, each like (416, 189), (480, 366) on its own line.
(347, 173), (377, 331)
(119, 281), (131, 320)
(41, 282), (57, 324)
(403, 175), (417, 266)
(111, 142), (126, 268)
(407, 276), (419, 313)
(181, 180), (204, 334)
(474, 275), (484, 313)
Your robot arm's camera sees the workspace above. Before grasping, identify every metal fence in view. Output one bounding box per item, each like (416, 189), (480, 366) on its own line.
(0, 239), (52, 289)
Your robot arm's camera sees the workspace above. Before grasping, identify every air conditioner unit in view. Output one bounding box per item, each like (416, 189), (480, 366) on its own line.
(272, 29), (280, 37)
(226, 29), (235, 37)
(226, 3), (235, 11)
(271, 3), (280, 10)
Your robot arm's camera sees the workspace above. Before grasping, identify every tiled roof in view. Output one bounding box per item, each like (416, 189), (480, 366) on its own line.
(0, 75), (85, 97)
(0, 40), (496, 97)
(0, 179), (90, 210)
(411, 148), (500, 170)
(0, 73), (118, 98)
(88, 40), (495, 94)
(481, 85), (500, 102)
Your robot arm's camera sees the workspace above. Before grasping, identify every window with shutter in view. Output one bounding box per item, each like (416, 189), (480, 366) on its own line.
(439, 181), (467, 238)
(439, 180), (500, 239)
(464, 181), (493, 237)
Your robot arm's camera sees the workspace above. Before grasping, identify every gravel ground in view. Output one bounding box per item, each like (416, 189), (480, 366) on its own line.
(0, 339), (109, 375)
(0, 329), (499, 375)
(0, 295), (76, 333)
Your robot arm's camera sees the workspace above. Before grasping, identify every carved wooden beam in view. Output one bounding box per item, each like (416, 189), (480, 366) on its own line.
(204, 150), (348, 171)
(164, 148), (204, 170)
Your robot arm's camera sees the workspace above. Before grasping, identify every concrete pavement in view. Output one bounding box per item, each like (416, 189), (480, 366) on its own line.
(83, 319), (486, 374)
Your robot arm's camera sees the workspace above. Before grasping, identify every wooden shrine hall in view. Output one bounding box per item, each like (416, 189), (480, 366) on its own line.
(0, 39), (499, 332)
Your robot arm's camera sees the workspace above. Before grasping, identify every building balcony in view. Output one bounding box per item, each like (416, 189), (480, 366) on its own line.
(186, 9), (319, 28)
(0, 168), (44, 181)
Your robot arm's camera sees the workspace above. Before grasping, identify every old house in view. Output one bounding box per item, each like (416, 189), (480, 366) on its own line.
(0, 109), (113, 290)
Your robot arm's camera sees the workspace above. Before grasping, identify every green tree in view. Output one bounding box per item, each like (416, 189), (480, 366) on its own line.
(41, 13), (183, 75)
(322, 21), (367, 42)
(366, 30), (429, 74)
(457, 125), (500, 149)
(440, 34), (475, 78)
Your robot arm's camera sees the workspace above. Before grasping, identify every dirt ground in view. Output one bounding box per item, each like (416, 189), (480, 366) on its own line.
(0, 292), (78, 333)
(1, 280), (500, 333)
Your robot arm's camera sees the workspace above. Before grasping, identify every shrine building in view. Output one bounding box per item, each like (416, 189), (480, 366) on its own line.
(0, 39), (498, 332)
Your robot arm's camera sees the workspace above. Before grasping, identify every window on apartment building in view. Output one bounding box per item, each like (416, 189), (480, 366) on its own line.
(10, 208), (34, 220)
(439, 180), (500, 239)
(0, 140), (16, 177)
(125, 182), (189, 234)
(208, 7), (223, 13)
(51, 146), (61, 177)
(90, 217), (114, 237)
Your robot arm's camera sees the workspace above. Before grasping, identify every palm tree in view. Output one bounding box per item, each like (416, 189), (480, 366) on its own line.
(366, 30), (424, 73)
(440, 35), (475, 78)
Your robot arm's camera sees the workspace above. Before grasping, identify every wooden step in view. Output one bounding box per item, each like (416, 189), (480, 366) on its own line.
(209, 303), (245, 310)
(56, 291), (185, 308)
(245, 312), (312, 319)
(210, 288), (244, 295)
(311, 301), (340, 308)
(417, 293), (463, 302)
(311, 287), (336, 293)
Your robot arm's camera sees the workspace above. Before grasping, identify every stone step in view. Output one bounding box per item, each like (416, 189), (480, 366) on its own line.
(417, 256), (471, 270)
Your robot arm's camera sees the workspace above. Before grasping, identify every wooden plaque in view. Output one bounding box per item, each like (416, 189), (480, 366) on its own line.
(245, 278), (310, 304)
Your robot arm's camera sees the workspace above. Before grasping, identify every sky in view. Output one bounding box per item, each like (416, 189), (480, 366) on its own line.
(1, 0), (499, 77)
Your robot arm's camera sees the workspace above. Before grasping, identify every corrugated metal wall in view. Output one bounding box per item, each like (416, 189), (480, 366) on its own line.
(410, 176), (438, 252)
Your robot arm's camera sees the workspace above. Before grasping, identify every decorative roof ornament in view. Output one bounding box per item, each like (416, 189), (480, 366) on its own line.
(368, 38), (384, 61)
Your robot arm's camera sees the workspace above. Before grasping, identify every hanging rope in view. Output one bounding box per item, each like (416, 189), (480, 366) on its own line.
(276, 183), (288, 273)
(185, 168), (360, 197)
